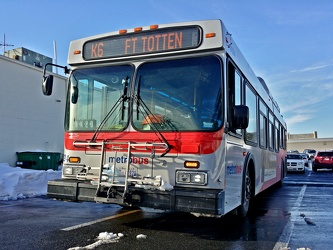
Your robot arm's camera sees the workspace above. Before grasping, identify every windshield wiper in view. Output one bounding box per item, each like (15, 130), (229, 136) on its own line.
(136, 75), (141, 120)
(134, 79), (172, 157)
(90, 76), (129, 142)
(121, 76), (129, 120)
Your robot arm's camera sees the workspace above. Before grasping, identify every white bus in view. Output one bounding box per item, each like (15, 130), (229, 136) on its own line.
(43, 19), (287, 217)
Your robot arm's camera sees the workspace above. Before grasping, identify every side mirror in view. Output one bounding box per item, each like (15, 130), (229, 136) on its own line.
(232, 105), (249, 129)
(42, 75), (54, 96)
(71, 86), (79, 104)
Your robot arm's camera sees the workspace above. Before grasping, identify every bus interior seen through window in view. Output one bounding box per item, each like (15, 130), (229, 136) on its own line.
(133, 56), (223, 132)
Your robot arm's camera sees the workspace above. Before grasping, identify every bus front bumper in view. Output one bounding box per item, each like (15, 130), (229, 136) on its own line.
(47, 179), (225, 215)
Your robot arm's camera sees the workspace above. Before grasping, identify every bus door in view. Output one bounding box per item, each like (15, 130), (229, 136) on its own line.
(224, 63), (245, 213)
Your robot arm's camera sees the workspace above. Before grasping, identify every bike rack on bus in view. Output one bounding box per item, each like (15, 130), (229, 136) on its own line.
(72, 140), (169, 204)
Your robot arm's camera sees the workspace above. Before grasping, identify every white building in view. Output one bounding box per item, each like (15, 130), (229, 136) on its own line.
(287, 131), (333, 153)
(0, 54), (67, 166)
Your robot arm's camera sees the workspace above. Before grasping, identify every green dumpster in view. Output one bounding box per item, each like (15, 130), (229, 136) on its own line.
(16, 151), (62, 170)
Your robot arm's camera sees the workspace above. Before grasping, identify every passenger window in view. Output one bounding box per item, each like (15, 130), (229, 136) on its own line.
(227, 62), (242, 134)
(268, 112), (274, 151)
(245, 84), (257, 143)
(259, 100), (267, 148)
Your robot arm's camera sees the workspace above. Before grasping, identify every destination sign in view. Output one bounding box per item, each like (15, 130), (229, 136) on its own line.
(83, 26), (201, 60)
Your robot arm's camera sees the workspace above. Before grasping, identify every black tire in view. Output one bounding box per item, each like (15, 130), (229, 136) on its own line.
(236, 167), (252, 218)
(277, 161), (285, 187)
(312, 165), (318, 172)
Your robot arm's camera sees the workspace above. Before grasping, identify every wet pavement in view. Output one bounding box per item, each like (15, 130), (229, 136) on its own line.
(1, 164), (333, 250)
(281, 164), (333, 250)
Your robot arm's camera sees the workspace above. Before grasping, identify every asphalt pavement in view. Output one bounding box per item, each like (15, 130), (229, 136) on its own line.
(1, 163), (333, 250)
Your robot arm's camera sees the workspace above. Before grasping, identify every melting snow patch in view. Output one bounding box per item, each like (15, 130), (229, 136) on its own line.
(136, 234), (147, 239)
(97, 232), (120, 240)
(68, 232), (123, 250)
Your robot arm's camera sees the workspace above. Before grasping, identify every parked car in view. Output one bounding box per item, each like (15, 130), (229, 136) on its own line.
(299, 153), (309, 166)
(312, 150), (333, 172)
(286, 154), (305, 173)
(303, 149), (316, 159)
(288, 150), (299, 154)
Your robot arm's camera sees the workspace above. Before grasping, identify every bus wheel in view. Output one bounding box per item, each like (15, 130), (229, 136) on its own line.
(277, 161), (285, 187)
(237, 168), (252, 218)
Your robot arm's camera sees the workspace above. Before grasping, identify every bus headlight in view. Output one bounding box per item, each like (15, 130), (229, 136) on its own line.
(64, 167), (73, 175)
(63, 165), (86, 176)
(176, 171), (207, 185)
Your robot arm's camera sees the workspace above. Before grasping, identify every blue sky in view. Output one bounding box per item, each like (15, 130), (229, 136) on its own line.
(1, 0), (333, 138)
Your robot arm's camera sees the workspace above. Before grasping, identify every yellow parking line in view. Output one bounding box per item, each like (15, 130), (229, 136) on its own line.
(61, 209), (140, 231)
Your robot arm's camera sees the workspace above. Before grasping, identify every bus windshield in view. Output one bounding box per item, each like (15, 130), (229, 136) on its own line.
(65, 56), (222, 132)
(133, 56), (222, 131)
(65, 65), (134, 131)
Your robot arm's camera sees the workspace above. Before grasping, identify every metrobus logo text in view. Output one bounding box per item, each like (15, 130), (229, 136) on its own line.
(108, 156), (149, 164)
(227, 165), (242, 175)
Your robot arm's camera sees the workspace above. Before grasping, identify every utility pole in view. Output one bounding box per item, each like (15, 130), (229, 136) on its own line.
(0, 33), (14, 55)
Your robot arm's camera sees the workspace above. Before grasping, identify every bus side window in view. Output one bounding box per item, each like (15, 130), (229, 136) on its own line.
(227, 62), (242, 134)
(245, 83), (257, 143)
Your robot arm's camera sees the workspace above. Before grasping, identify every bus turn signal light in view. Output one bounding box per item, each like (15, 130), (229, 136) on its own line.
(69, 157), (80, 163)
(184, 161), (200, 168)
(205, 33), (216, 38)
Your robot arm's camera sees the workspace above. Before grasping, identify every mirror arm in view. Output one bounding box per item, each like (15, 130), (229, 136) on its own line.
(42, 63), (69, 96)
(43, 63), (69, 78)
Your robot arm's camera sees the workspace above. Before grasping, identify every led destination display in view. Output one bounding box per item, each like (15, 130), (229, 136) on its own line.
(83, 26), (201, 60)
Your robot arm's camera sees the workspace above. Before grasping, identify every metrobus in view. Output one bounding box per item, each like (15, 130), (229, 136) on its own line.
(43, 19), (287, 217)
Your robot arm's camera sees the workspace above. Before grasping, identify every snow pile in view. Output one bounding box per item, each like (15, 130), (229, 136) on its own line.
(0, 162), (61, 201)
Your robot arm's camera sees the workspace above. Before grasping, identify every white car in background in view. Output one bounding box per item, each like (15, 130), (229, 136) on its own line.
(299, 153), (309, 166)
(287, 154), (305, 173)
(303, 149), (316, 160)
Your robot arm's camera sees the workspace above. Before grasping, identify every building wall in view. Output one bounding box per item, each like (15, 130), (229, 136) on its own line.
(287, 138), (333, 153)
(0, 55), (67, 166)
(288, 131), (318, 140)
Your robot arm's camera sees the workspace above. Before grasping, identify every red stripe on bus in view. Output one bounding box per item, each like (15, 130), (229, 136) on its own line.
(65, 128), (224, 155)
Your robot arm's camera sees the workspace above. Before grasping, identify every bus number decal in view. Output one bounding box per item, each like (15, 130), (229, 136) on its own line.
(91, 42), (104, 58)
